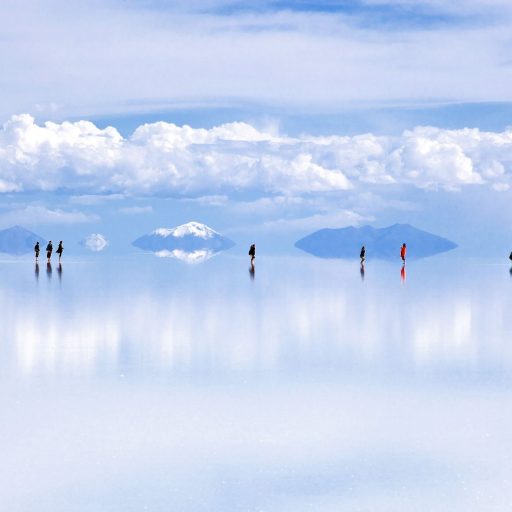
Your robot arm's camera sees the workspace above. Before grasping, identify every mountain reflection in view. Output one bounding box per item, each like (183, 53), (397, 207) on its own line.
(154, 249), (218, 263)
(1, 257), (511, 377)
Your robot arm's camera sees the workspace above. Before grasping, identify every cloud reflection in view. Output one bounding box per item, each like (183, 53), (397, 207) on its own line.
(3, 258), (512, 378)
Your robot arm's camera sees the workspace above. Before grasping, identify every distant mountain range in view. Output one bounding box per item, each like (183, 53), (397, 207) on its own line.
(0, 223), (456, 260)
(295, 224), (457, 259)
(0, 226), (46, 255)
(132, 222), (235, 258)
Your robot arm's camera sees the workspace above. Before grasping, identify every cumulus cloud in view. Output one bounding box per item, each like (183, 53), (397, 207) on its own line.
(0, 205), (98, 227)
(0, 115), (511, 198)
(82, 233), (108, 252)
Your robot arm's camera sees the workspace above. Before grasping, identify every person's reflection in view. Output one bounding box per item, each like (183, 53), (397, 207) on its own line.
(249, 261), (255, 281)
(57, 263), (62, 282)
(46, 262), (52, 280)
(510, 266), (512, 277)
(35, 262), (39, 282)
(360, 261), (365, 281)
(401, 263), (406, 284)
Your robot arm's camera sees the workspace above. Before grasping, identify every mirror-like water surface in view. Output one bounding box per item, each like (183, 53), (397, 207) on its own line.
(1, 255), (512, 511)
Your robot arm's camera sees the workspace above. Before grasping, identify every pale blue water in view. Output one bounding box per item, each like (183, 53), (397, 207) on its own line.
(1, 254), (512, 511)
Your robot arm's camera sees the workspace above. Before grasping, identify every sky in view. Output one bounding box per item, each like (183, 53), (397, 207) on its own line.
(1, 0), (512, 256)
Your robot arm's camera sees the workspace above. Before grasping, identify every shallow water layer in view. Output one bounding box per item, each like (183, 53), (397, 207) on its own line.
(1, 254), (512, 511)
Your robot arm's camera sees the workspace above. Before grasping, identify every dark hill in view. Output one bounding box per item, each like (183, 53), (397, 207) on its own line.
(294, 224), (457, 259)
(0, 226), (47, 255)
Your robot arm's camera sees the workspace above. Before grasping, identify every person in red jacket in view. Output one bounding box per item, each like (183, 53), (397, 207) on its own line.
(400, 243), (407, 263)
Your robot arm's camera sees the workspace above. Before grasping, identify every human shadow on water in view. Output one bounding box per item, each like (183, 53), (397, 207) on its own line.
(35, 263), (39, 282)
(509, 266), (512, 277)
(401, 263), (406, 284)
(249, 262), (255, 281)
(360, 261), (365, 281)
(46, 262), (52, 280)
(57, 263), (62, 282)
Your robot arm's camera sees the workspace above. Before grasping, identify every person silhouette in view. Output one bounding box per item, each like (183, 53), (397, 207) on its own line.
(509, 251), (512, 262)
(248, 244), (256, 264)
(46, 241), (53, 263)
(400, 243), (407, 263)
(56, 241), (64, 262)
(34, 241), (40, 261)
(360, 245), (365, 263)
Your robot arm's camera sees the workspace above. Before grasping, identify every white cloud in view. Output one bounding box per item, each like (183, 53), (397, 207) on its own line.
(182, 195), (229, 206)
(0, 205), (98, 227)
(492, 183), (510, 192)
(256, 210), (374, 233)
(1, 0), (512, 117)
(69, 194), (125, 205)
(82, 233), (109, 252)
(118, 206), (153, 215)
(0, 116), (511, 198)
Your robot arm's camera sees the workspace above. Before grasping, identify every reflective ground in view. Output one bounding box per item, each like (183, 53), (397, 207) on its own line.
(1, 253), (512, 511)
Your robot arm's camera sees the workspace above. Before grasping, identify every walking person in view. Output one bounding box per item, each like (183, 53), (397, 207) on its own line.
(46, 240), (53, 263)
(248, 244), (256, 265)
(56, 241), (64, 262)
(34, 241), (40, 261)
(400, 243), (407, 263)
(360, 245), (366, 263)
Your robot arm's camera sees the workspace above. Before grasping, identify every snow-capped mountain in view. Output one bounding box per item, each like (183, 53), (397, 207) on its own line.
(152, 222), (218, 239)
(0, 225), (47, 255)
(133, 222), (235, 254)
(295, 224), (457, 260)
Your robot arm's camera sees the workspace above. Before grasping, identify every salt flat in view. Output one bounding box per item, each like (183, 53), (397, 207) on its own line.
(0, 254), (511, 511)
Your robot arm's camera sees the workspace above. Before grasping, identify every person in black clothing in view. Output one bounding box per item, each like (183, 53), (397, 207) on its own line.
(248, 244), (256, 264)
(34, 241), (40, 261)
(56, 241), (64, 261)
(509, 252), (512, 262)
(360, 245), (365, 263)
(46, 241), (53, 263)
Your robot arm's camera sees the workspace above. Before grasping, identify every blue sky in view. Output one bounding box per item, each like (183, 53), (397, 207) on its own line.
(0, 0), (512, 256)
